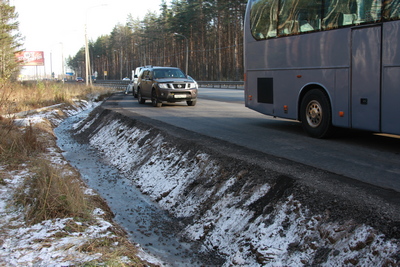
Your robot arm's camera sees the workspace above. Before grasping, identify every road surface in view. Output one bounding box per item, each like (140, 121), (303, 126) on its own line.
(105, 87), (400, 193)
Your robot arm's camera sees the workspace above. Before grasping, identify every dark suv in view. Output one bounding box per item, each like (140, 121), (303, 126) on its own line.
(136, 66), (198, 107)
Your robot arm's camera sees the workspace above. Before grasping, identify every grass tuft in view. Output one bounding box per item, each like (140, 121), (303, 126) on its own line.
(14, 159), (91, 224)
(0, 118), (45, 166)
(0, 80), (151, 265)
(80, 236), (151, 266)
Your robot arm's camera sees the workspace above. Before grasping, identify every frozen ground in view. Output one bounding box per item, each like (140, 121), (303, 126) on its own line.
(0, 101), (161, 266)
(55, 109), (220, 266)
(1, 100), (399, 266)
(73, 105), (399, 266)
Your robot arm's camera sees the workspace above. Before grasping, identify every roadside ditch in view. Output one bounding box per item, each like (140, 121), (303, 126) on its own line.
(69, 105), (400, 266)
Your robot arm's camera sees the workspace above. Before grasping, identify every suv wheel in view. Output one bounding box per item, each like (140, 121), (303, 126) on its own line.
(187, 100), (196, 106)
(137, 89), (146, 104)
(151, 89), (162, 107)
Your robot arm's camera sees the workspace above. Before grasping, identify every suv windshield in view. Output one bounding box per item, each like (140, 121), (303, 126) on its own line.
(153, 68), (186, 79)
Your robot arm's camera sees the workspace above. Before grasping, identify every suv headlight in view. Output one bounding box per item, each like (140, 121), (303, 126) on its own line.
(158, 83), (169, 89)
(188, 82), (198, 89)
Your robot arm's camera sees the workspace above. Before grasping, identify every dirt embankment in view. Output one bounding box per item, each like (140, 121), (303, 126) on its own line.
(73, 106), (400, 266)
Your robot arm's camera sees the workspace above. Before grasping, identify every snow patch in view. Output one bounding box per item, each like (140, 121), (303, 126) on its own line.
(79, 110), (399, 266)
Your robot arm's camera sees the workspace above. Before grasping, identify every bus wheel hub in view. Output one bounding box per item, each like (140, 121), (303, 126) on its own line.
(307, 101), (322, 128)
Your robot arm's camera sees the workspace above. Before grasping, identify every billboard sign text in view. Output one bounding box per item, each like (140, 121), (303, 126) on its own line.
(15, 51), (45, 66)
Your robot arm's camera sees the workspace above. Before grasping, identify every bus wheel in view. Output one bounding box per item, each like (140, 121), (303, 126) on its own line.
(300, 89), (333, 138)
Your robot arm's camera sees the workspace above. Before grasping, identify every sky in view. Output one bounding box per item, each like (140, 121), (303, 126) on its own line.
(11, 0), (167, 78)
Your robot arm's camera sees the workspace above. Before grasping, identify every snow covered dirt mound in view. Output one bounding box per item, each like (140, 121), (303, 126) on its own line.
(73, 106), (400, 266)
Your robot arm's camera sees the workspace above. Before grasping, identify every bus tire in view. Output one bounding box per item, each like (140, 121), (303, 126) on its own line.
(300, 89), (333, 138)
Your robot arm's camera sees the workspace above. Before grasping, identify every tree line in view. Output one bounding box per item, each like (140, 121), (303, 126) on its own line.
(0, 0), (22, 81)
(67, 0), (248, 81)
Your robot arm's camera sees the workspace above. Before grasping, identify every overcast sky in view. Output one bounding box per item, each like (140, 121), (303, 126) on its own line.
(11, 0), (167, 77)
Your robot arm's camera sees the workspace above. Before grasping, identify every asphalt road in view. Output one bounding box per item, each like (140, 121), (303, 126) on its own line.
(109, 88), (400, 193)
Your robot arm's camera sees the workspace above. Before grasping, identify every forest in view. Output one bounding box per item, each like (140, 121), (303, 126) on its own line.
(67, 0), (248, 81)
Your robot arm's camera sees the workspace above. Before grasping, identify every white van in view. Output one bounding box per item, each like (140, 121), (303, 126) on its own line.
(125, 66), (145, 97)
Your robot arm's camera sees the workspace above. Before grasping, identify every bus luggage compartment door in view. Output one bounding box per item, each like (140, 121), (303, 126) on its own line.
(381, 21), (400, 135)
(351, 26), (381, 132)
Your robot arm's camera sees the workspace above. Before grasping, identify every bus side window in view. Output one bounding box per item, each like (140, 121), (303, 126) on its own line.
(277, 0), (322, 36)
(383, 0), (400, 20)
(299, 0), (322, 33)
(322, 0), (355, 29)
(249, 0), (397, 41)
(322, 0), (381, 29)
(355, 0), (382, 23)
(278, 0), (301, 35)
(250, 0), (278, 40)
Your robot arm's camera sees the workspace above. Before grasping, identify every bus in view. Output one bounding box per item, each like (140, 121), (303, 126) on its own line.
(244, 0), (400, 138)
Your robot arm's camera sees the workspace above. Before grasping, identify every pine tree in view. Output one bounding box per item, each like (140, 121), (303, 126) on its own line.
(0, 0), (23, 81)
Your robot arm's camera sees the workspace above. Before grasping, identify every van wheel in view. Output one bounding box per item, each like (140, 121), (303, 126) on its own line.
(300, 89), (333, 138)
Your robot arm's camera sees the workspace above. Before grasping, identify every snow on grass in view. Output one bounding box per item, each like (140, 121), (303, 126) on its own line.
(83, 110), (400, 266)
(0, 167), (107, 266)
(6, 100), (396, 266)
(0, 101), (160, 267)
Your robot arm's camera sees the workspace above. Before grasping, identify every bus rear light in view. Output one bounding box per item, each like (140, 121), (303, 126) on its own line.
(284, 105), (288, 113)
(244, 73), (247, 81)
(248, 95), (253, 100)
(339, 111), (345, 117)
(296, 75), (302, 78)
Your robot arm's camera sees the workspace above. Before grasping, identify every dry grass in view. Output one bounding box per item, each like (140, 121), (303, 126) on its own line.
(0, 118), (46, 166)
(0, 81), (94, 223)
(79, 236), (151, 266)
(0, 80), (107, 221)
(0, 81), (153, 266)
(14, 159), (91, 224)
(0, 80), (114, 116)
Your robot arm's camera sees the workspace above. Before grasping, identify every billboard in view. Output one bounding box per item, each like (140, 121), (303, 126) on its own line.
(15, 51), (45, 66)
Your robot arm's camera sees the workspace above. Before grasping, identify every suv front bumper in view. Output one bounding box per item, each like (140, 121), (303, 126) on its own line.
(158, 89), (197, 102)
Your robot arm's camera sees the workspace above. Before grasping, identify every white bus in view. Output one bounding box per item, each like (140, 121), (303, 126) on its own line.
(244, 0), (400, 138)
